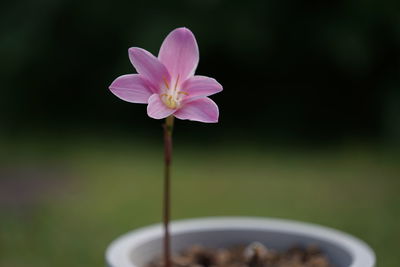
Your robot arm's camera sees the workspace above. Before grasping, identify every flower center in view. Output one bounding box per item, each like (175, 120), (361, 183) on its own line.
(161, 75), (188, 109)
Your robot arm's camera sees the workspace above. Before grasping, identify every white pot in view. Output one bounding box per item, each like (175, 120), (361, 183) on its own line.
(106, 217), (375, 267)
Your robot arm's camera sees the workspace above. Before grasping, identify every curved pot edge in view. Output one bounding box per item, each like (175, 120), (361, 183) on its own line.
(106, 216), (376, 267)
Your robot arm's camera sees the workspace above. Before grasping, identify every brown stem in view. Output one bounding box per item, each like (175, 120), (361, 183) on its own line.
(163, 115), (174, 267)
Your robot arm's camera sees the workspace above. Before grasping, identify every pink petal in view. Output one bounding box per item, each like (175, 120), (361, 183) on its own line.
(109, 74), (153, 103)
(128, 47), (170, 91)
(174, 97), (219, 123)
(158, 27), (199, 82)
(147, 94), (176, 119)
(182, 75), (223, 100)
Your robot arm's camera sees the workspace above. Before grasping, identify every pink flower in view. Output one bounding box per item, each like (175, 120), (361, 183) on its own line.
(109, 28), (223, 123)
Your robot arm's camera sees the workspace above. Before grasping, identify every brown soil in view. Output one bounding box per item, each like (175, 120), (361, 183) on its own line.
(148, 243), (333, 267)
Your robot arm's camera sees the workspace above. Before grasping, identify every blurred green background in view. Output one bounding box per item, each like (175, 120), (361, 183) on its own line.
(0, 0), (399, 266)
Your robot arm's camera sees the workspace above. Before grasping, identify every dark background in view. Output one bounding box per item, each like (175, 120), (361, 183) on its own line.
(2, 0), (399, 145)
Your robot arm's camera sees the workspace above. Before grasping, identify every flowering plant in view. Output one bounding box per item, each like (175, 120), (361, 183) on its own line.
(109, 27), (222, 267)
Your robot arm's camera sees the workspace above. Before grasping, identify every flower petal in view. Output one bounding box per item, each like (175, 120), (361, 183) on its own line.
(109, 74), (153, 103)
(182, 75), (223, 100)
(174, 97), (219, 123)
(158, 27), (199, 82)
(147, 94), (176, 119)
(128, 47), (170, 91)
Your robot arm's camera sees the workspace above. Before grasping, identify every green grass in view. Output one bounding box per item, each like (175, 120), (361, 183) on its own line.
(0, 135), (399, 267)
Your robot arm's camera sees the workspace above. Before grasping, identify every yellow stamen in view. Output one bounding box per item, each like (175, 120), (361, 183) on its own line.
(163, 76), (170, 89)
(174, 74), (180, 90)
(178, 91), (188, 95)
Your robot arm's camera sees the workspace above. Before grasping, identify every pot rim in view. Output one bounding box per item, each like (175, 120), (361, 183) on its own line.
(106, 216), (375, 267)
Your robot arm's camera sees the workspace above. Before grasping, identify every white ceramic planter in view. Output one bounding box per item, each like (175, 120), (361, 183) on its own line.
(106, 217), (375, 267)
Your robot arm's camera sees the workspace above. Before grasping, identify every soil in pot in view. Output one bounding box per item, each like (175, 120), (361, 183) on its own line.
(148, 243), (333, 267)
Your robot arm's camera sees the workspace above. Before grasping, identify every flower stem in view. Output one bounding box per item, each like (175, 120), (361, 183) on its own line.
(163, 115), (174, 267)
